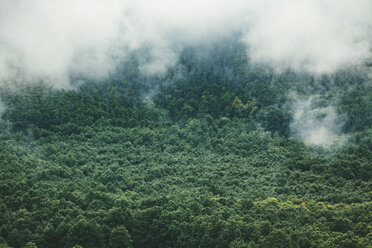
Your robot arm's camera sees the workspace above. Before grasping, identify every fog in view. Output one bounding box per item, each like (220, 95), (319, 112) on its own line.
(289, 95), (344, 146)
(0, 0), (371, 87)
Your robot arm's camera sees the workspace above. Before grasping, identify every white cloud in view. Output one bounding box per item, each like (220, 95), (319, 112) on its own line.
(243, 0), (372, 73)
(0, 0), (371, 87)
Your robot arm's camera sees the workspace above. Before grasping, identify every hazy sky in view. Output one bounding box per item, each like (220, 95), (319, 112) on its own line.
(0, 0), (371, 87)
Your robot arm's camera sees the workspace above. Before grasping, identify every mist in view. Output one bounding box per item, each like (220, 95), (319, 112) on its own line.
(289, 94), (344, 146)
(0, 0), (371, 88)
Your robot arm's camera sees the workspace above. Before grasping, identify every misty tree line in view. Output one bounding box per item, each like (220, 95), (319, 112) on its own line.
(0, 42), (371, 247)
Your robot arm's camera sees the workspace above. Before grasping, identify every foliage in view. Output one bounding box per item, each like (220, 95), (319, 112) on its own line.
(0, 43), (371, 247)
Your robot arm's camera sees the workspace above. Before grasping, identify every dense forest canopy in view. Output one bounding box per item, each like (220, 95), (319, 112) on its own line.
(0, 0), (372, 247)
(0, 40), (371, 248)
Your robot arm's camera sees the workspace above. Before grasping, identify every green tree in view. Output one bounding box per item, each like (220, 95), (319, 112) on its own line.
(109, 226), (133, 248)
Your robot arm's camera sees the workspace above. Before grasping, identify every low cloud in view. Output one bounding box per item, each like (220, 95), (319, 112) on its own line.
(243, 0), (372, 73)
(0, 0), (371, 87)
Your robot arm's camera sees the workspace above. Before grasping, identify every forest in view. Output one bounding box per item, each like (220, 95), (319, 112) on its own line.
(0, 41), (371, 248)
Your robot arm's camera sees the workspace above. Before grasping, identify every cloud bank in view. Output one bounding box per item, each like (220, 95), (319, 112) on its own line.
(0, 0), (371, 87)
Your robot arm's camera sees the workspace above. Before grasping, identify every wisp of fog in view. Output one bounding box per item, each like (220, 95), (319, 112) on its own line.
(289, 94), (344, 146)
